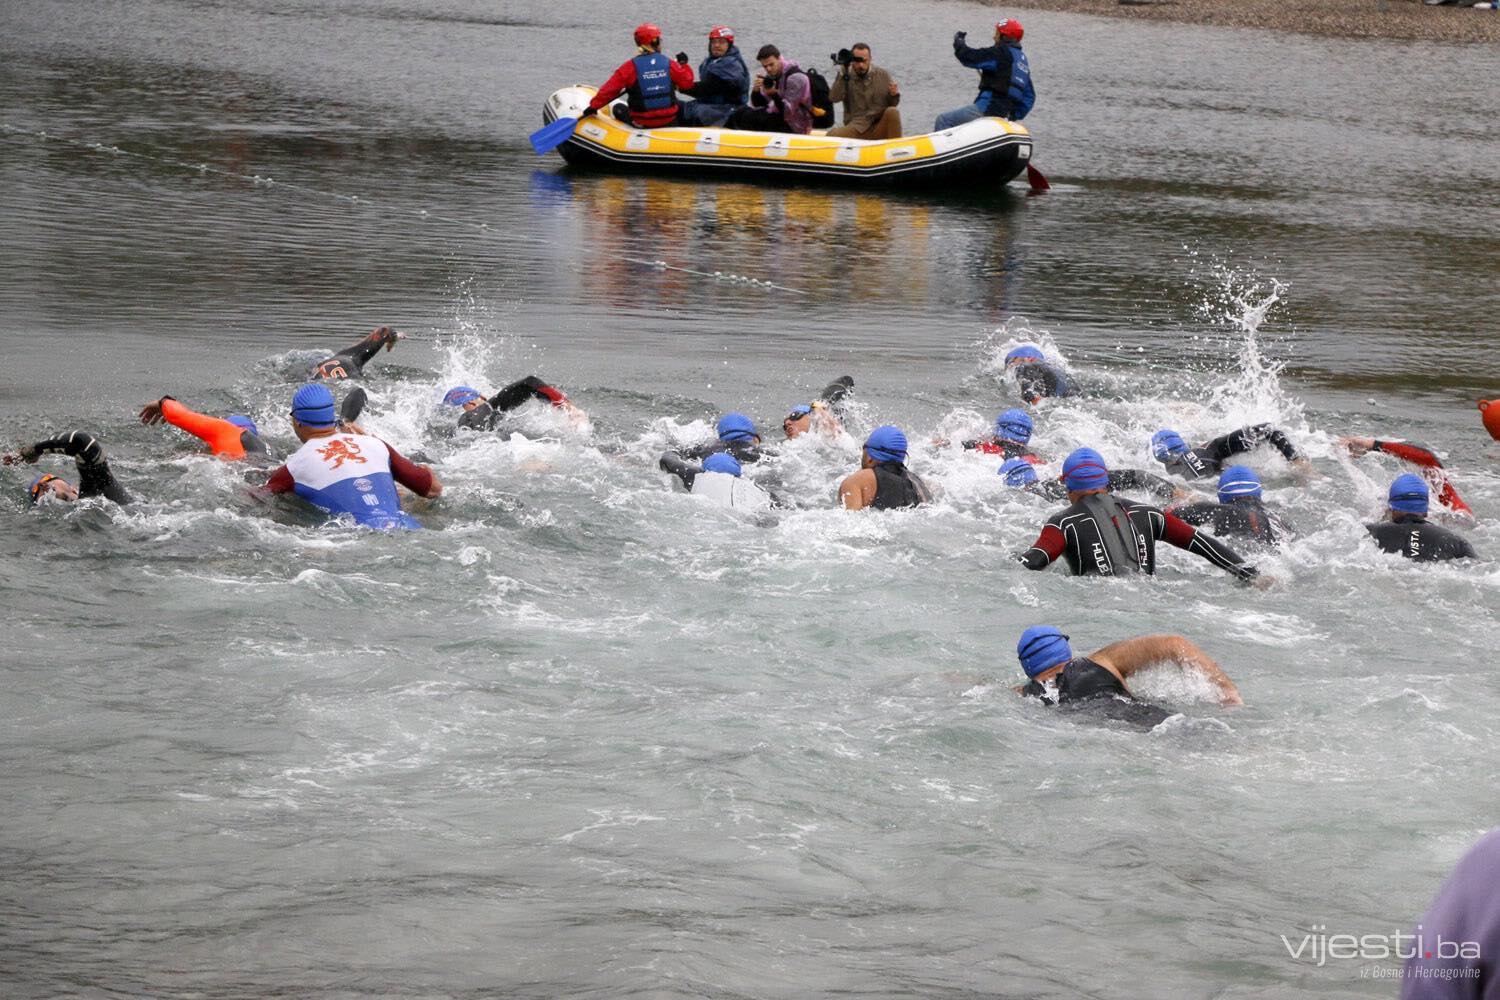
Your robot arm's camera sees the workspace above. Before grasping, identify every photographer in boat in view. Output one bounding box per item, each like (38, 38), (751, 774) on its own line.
(827, 43), (903, 140)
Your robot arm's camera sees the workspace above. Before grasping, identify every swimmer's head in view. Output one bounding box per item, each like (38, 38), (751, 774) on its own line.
(998, 457), (1038, 488)
(1217, 465), (1262, 502)
(1388, 474), (1429, 516)
(716, 412), (758, 443)
(28, 473), (78, 503)
(1017, 625), (1072, 678)
(702, 452), (743, 477)
(994, 408), (1034, 445)
(1151, 429), (1189, 462)
(226, 414), (259, 437)
(442, 386), (484, 409)
(1061, 447), (1110, 493)
(863, 425), (908, 465)
(290, 383), (338, 433)
(1004, 345), (1044, 367)
(782, 403), (813, 438)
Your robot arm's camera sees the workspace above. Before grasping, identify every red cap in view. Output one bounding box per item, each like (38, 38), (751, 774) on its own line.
(996, 19), (1024, 41)
(708, 25), (734, 44)
(634, 23), (662, 46)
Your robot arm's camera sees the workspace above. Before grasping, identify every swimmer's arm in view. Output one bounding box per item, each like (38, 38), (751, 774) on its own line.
(153, 398), (247, 459)
(659, 451), (699, 489)
(264, 465), (295, 494)
(1018, 523), (1065, 570)
(387, 445), (441, 498)
(27, 432), (132, 504)
(837, 468), (877, 510)
(1369, 439), (1441, 468)
(1109, 468), (1178, 502)
(818, 376), (853, 408)
(489, 376), (566, 412)
(1159, 511), (1257, 581)
(1091, 635), (1242, 706)
(1165, 501), (1215, 526)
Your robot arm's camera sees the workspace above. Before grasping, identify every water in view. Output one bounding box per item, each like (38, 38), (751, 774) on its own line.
(2, 1), (1497, 997)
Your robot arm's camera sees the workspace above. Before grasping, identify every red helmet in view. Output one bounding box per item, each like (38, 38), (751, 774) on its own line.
(996, 19), (1024, 42)
(634, 23), (662, 46)
(708, 25), (734, 44)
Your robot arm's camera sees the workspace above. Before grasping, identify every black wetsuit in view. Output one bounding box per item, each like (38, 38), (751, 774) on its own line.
(1014, 363), (1069, 404)
(27, 431), (131, 504)
(1163, 424), (1302, 481)
(1367, 517), (1477, 562)
(659, 452), (702, 489)
(871, 462), (932, 509)
(1026, 469), (1179, 504)
(1171, 496), (1284, 545)
(1021, 657), (1172, 727)
(684, 439), (764, 464)
(1020, 493), (1256, 580)
(312, 328), (397, 381)
(458, 376), (568, 431)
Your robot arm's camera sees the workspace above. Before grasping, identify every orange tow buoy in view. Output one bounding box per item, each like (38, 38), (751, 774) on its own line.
(1481, 399), (1500, 441)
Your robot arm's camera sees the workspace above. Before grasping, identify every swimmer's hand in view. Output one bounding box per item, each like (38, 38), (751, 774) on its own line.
(139, 400), (166, 425)
(1220, 688), (1244, 708)
(1250, 573), (1277, 591)
(372, 325), (402, 351)
(1338, 436), (1375, 457)
(1290, 457), (1316, 482)
(15, 444), (41, 463)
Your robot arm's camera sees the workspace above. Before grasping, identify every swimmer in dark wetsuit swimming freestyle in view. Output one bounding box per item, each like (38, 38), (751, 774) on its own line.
(677, 412), (765, 465)
(1013, 626), (1242, 727)
(1018, 448), (1259, 582)
(838, 426), (932, 511)
(138, 395), (267, 461)
(441, 377), (585, 432)
(1339, 435), (1474, 524)
(997, 457), (1181, 504)
(782, 376), (854, 440)
(6, 431), (132, 505)
(1167, 465), (1286, 546)
(1004, 345), (1070, 404)
(311, 325), (404, 381)
(1151, 424), (1309, 482)
(1367, 474), (1476, 563)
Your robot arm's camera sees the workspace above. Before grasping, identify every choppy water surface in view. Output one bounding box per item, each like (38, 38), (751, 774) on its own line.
(1, 1), (1497, 997)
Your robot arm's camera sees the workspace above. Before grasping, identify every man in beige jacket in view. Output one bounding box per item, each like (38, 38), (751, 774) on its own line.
(827, 44), (902, 140)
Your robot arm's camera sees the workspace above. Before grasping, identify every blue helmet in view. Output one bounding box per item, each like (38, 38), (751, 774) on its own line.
(1017, 625), (1073, 678)
(998, 457), (1039, 488)
(1004, 345), (1045, 366)
(864, 425), (908, 464)
(716, 412), (757, 443)
(702, 452), (743, 477)
(994, 408), (1034, 445)
(1217, 465), (1262, 502)
(443, 385), (483, 408)
(291, 383), (337, 429)
(1061, 447), (1110, 492)
(1151, 429), (1189, 462)
(226, 414), (259, 437)
(1388, 473), (1429, 515)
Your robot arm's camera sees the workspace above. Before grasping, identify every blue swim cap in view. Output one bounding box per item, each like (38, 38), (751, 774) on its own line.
(702, 452), (743, 477)
(995, 408), (1034, 445)
(716, 412), (757, 443)
(443, 385), (483, 408)
(291, 383), (337, 429)
(1017, 625), (1073, 678)
(864, 425), (908, 464)
(998, 457), (1039, 488)
(226, 414), (259, 437)
(1061, 447), (1110, 492)
(1388, 473), (1429, 515)
(785, 403), (813, 419)
(1217, 465), (1262, 502)
(1151, 429), (1189, 461)
(1004, 345), (1045, 365)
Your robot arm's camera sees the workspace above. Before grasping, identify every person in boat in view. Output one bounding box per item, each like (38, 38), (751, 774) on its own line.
(138, 395), (267, 460)
(1367, 474), (1476, 563)
(783, 376), (854, 440)
(1338, 434), (1475, 523)
(1013, 626), (1242, 727)
(660, 451), (776, 510)
(725, 45), (814, 135)
(838, 425), (932, 510)
(1166, 465), (1286, 546)
(963, 408), (1043, 462)
(934, 19), (1035, 131)
(1003, 344), (1070, 403)
(441, 377), (584, 432)
(580, 23), (695, 129)
(1019, 448), (1259, 581)
(997, 457), (1180, 504)
(7, 431), (131, 505)
(312, 325), (404, 380)
(827, 43), (902, 140)
(264, 384), (441, 531)
(1151, 424), (1309, 482)
(677, 25), (748, 127)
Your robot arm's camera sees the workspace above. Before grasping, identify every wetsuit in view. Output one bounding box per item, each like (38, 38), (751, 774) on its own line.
(1020, 493), (1256, 580)
(157, 397), (266, 460)
(659, 454), (775, 510)
(964, 438), (1043, 462)
(1164, 424), (1301, 481)
(1170, 496), (1283, 545)
(1025, 469), (1179, 504)
(1013, 363), (1070, 404)
(312, 327), (398, 381)
(1365, 439), (1473, 519)
(26, 431), (131, 504)
(265, 432), (432, 530)
(684, 439), (764, 465)
(1020, 657), (1172, 727)
(1366, 516), (1476, 562)
(458, 376), (571, 432)
(870, 461), (932, 510)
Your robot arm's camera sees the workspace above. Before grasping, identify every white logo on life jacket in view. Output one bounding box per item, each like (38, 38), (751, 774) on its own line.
(353, 478), (373, 492)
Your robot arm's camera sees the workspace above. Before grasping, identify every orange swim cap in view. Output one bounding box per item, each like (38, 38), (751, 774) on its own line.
(1481, 399), (1500, 441)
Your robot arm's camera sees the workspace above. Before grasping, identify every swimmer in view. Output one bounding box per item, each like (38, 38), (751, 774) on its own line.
(997, 457), (1181, 504)
(682, 412), (764, 464)
(442, 376), (585, 432)
(1003, 344), (1070, 404)
(1019, 448), (1258, 581)
(1339, 435), (1474, 523)
(1013, 626), (1242, 727)
(263, 384), (441, 530)
(311, 325), (404, 381)
(783, 376), (854, 440)
(6, 431), (131, 505)
(1366, 474), (1476, 562)
(1167, 465), (1286, 545)
(963, 408), (1044, 462)
(1151, 424), (1309, 481)
(659, 451), (775, 510)
(138, 395), (267, 460)
(838, 425), (932, 510)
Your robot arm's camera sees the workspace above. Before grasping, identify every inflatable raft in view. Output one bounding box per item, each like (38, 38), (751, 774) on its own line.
(541, 86), (1032, 189)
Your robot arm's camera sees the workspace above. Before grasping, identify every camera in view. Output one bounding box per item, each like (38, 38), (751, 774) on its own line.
(830, 48), (853, 67)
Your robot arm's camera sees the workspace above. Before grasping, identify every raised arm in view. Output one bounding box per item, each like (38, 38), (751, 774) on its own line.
(24, 431), (131, 504)
(142, 397), (248, 459)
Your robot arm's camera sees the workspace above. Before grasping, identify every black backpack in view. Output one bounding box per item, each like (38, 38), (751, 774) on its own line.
(802, 67), (835, 129)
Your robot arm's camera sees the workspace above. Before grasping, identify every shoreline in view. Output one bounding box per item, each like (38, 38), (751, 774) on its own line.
(985, 0), (1500, 43)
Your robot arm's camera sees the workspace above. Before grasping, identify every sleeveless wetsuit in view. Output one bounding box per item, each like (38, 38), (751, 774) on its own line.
(1021, 493), (1255, 580)
(871, 462), (931, 510)
(1367, 518), (1476, 562)
(27, 431), (131, 504)
(1021, 657), (1172, 727)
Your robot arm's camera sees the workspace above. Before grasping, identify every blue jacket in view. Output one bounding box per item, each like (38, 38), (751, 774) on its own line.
(953, 36), (1034, 120)
(690, 44), (749, 105)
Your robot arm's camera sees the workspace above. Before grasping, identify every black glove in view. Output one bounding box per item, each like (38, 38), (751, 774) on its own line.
(674, 52), (689, 65)
(579, 106), (597, 118)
